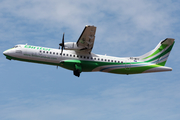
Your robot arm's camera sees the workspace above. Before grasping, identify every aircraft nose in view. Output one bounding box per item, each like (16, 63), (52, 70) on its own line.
(3, 49), (13, 60)
(3, 50), (8, 56)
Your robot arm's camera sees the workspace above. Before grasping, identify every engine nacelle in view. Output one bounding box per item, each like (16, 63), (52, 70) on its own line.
(64, 42), (80, 50)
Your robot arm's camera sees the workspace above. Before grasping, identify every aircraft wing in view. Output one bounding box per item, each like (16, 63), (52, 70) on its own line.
(77, 25), (96, 54)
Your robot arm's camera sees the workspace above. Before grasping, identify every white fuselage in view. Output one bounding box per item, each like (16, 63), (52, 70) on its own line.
(3, 44), (129, 67)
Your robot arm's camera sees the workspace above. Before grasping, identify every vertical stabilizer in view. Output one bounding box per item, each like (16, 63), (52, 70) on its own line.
(139, 38), (175, 66)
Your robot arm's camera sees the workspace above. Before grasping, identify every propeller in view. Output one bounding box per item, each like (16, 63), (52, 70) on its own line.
(59, 33), (65, 55)
(57, 33), (65, 69)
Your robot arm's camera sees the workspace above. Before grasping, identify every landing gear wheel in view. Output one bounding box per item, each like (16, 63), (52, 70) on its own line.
(73, 69), (80, 77)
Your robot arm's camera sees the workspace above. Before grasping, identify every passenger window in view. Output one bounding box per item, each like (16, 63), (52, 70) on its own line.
(56, 53), (58, 55)
(73, 55), (75, 57)
(53, 52), (55, 54)
(67, 54), (68, 56)
(60, 53), (62, 55)
(108, 60), (110, 62)
(43, 51), (45, 53)
(84, 56), (86, 59)
(101, 59), (103, 61)
(50, 52), (52, 54)
(46, 51), (48, 54)
(87, 57), (89, 59)
(40, 50), (42, 53)
(105, 59), (107, 61)
(98, 58), (100, 61)
(80, 56), (82, 58)
(111, 60), (113, 62)
(63, 53), (65, 56)
(94, 58), (96, 60)
(121, 61), (123, 63)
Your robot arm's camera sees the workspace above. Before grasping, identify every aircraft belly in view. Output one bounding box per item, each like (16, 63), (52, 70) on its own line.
(60, 60), (99, 72)
(81, 61), (99, 72)
(99, 63), (169, 75)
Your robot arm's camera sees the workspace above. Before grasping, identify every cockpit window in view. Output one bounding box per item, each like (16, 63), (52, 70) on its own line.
(13, 45), (22, 48)
(13, 46), (18, 48)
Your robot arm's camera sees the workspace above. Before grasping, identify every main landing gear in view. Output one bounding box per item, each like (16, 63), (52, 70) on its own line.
(74, 69), (80, 77)
(73, 63), (82, 77)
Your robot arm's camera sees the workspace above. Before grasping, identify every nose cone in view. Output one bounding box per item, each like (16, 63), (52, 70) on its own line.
(3, 50), (8, 56)
(3, 49), (12, 60)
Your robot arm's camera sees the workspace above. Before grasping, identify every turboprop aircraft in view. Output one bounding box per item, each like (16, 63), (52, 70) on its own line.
(3, 25), (175, 77)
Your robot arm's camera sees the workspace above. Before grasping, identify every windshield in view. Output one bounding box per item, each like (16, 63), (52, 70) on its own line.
(13, 46), (18, 48)
(13, 45), (21, 48)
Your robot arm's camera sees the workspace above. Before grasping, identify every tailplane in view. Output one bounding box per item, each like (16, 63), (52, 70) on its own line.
(139, 38), (175, 66)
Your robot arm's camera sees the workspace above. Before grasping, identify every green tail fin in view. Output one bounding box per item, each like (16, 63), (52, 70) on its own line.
(139, 38), (175, 66)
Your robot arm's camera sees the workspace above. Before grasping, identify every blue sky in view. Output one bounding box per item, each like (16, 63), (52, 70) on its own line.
(0, 0), (180, 120)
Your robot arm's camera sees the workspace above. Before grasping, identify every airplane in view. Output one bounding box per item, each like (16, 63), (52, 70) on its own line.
(3, 25), (175, 77)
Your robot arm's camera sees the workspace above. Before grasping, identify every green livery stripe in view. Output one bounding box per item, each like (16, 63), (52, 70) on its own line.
(143, 44), (168, 59)
(157, 61), (167, 66)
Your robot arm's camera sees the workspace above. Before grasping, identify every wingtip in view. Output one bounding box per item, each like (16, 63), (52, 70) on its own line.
(85, 25), (96, 27)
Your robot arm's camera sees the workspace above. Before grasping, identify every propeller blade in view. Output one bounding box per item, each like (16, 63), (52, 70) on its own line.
(60, 33), (65, 55)
(59, 33), (65, 49)
(62, 33), (64, 45)
(57, 33), (64, 69)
